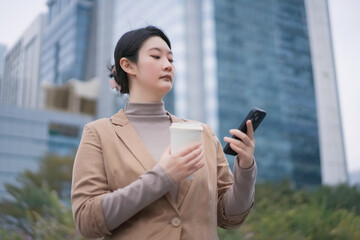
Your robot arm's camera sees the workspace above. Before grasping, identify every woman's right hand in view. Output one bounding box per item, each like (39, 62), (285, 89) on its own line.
(158, 142), (205, 183)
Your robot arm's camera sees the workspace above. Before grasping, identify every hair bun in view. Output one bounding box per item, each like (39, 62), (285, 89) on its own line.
(108, 64), (116, 78)
(108, 64), (121, 91)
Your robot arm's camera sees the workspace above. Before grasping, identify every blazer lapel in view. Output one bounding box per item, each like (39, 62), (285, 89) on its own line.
(110, 109), (194, 210)
(110, 109), (156, 171)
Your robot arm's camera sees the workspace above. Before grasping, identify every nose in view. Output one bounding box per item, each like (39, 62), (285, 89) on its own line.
(163, 59), (173, 72)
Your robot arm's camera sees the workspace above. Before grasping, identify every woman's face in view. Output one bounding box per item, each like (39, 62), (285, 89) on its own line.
(132, 36), (175, 96)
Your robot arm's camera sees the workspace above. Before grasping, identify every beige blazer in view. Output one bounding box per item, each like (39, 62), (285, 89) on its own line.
(71, 109), (253, 240)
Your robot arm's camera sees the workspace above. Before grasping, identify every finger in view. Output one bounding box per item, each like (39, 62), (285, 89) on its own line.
(247, 120), (254, 141)
(230, 143), (246, 156)
(188, 154), (205, 171)
(193, 159), (205, 169)
(229, 129), (251, 146)
(188, 160), (205, 173)
(168, 144), (171, 154)
(224, 136), (246, 149)
(185, 149), (204, 167)
(175, 141), (201, 157)
(161, 145), (171, 157)
(183, 145), (203, 163)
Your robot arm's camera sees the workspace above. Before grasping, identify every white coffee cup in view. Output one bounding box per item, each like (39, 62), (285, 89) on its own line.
(169, 122), (203, 180)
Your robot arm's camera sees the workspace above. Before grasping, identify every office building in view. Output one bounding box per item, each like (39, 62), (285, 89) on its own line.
(0, 0), (100, 199)
(210, 0), (347, 186)
(0, 104), (93, 199)
(0, 44), (7, 93)
(39, 0), (94, 110)
(211, 0), (323, 187)
(0, 44), (6, 77)
(40, 0), (93, 86)
(96, 0), (338, 187)
(42, 76), (99, 115)
(94, 0), (184, 118)
(1, 14), (46, 109)
(304, 0), (347, 185)
(2, 0), (345, 188)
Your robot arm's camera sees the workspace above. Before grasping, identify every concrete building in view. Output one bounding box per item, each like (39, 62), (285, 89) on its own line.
(1, 14), (46, 109)
(0, 44), (7, 93)
(42, 76), (99, 115)
(304, 0), (348, 185)
(0, 104), (93, 199)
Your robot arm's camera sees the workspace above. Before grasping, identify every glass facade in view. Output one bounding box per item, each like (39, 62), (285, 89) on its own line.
(0, 105), (93, 199)
(213, 0), (321, 187)
(41, 0), (93, 85)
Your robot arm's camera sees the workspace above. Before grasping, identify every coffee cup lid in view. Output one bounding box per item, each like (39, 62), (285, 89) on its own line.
(170, 122), (203, 131)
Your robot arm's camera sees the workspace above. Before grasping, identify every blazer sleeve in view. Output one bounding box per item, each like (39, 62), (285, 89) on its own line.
(207, 125), (254, 229)
(71, 123), (112, 238)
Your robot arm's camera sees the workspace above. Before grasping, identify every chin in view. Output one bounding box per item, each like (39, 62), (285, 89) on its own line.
(160, 86), (172, 94)
(159, 81), (172, 90)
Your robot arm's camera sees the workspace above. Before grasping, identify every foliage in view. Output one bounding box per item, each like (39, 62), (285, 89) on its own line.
(218, 181), (360, 240)
(1, 153), (360, 239)
(0, 153), (83, 239)
(14, 153), (74, 199)
(27, 187), (84, 240)
(0, 229), (23, 240)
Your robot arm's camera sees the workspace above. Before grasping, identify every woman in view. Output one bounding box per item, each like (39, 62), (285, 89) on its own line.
(71, 26), (257, 240)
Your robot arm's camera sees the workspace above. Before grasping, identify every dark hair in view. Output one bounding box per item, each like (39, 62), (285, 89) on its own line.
(109, 25), (172, 94)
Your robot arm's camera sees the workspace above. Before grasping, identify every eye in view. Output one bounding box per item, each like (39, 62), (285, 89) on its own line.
(151, 55), (160, 59)
(168, 59), (174, 63)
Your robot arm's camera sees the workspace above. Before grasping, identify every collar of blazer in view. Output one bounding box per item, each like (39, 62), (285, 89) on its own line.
(109, 109), (192, 209)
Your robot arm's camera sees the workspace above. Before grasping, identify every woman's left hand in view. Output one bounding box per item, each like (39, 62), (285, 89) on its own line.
(223, 120), (255, 169)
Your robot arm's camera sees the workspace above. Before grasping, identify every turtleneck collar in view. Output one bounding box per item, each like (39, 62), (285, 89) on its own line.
(124, 101), (167, 116)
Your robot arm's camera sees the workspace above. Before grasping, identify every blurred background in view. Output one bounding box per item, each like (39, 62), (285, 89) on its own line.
(0, 0), (359, 239)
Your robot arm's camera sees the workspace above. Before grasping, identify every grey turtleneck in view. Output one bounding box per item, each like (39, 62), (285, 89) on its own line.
(101, 101), (256, 231)
(122, 101), (172, 166)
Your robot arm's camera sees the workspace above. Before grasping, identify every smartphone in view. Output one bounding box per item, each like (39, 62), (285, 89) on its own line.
(223, 108), (266, 156)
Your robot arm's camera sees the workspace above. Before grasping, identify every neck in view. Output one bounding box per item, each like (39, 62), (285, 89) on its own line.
(128, 88), (164, 102)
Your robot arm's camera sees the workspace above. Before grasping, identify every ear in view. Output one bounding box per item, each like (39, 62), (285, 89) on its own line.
(120, 57), (137, 76)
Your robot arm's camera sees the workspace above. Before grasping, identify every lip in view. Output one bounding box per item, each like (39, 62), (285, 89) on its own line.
(160, 74), (172, 80)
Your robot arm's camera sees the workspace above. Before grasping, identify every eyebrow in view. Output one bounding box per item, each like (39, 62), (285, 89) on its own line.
(148, 47), (173, 55)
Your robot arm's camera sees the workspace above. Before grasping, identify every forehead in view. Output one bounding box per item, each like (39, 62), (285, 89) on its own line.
(141, 36), (171, 53)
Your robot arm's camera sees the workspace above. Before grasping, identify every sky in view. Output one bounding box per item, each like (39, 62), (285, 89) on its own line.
(328, 0), (360, 173)
(0, 0), (359, 173)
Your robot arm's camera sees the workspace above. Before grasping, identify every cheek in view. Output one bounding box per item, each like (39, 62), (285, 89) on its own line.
(139, 59), (159, 81)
